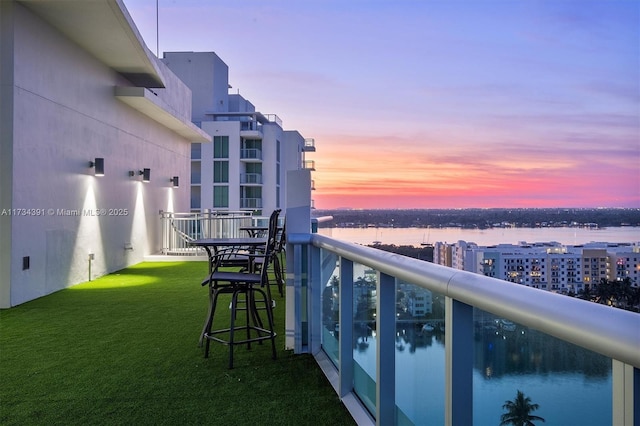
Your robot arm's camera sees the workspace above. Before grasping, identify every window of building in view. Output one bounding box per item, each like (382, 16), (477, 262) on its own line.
(191, 143), (202, 160)
(214, 161), (229, 183)
(213, 186), (228, 208)
(214, 136), (229, 158)
(191, 186), (201, 210)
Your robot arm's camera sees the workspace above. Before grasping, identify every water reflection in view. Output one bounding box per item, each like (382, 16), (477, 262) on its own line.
(473, 310), (610, 380)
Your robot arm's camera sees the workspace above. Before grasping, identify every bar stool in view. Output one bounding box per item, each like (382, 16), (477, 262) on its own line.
(201, 209), (280, 368)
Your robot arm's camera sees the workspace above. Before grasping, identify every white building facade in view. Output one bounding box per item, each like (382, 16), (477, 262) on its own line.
(0, 0), (209, 307)
(162, 52), (315, 215)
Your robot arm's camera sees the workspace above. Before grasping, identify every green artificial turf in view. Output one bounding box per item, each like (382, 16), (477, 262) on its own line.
(0, 262), (354, 426)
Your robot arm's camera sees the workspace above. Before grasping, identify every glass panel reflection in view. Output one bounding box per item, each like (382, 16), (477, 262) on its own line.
(473, 308), (612, 425)
(352, 262), (377, 414)
(320, 249), (339, 366)
(395, 281), (446, 425)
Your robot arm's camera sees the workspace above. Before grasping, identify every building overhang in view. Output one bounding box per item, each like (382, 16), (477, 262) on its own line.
(18, 0), (165, 88)
(115, 87), (211, 143)
(205, 111), (271, 124)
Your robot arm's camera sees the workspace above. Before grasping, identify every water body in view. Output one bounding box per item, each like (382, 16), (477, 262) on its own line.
(319, 226), (626, 424)
(341, 314), (611, 425)
(319, 226), (640, 247)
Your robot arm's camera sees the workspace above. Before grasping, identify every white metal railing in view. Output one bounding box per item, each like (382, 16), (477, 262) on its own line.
(160, 210), (253, 255)
(286, 232), (640, 426)
(264, 114), (283, 127)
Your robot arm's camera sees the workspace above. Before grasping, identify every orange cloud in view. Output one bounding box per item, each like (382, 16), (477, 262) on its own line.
(308, 133), (639, 209)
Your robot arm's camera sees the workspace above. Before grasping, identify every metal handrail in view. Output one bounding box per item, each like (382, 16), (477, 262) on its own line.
(309, 233), (640, 368)
(160, 211), (254, 255)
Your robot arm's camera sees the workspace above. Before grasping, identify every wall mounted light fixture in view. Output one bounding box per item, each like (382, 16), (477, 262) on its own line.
(129, 168), (151, 182)
(89, 158), (104, 176)
(170, 176), (179, 188)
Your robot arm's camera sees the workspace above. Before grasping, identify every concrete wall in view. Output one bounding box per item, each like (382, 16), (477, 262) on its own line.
(282, 130), (305, 210)
(162, 52), (229, 122)
(0, 1), (16, 307)
(1, 3), (194, 307)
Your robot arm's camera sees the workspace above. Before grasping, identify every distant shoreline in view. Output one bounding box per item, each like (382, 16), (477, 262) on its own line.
(314, 207), (640, 229)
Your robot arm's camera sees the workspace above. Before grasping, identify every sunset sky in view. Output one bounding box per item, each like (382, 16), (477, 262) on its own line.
(123, 0), (639, 209)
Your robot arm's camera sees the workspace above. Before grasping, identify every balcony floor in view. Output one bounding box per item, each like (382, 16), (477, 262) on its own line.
(0, 261), (354, 425)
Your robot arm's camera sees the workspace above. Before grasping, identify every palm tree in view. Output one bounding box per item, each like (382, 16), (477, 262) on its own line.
(500, 390), (545, 426)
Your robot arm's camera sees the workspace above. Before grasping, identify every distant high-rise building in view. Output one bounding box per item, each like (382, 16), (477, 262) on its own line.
(434, 241), (640, 293)
(162, 52), (315, 214)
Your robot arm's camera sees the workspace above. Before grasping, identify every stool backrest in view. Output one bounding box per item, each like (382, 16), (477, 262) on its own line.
(260, 209), (281, 275)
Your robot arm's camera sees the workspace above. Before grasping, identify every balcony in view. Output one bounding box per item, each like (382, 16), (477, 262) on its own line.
(240, 148), (262, 161)
(6, 184), (639, 425)
(0, 261), (354, 425)
(240, 173), (263, 185)
(239, 120), (263, 139)
(303, 160), (315, 171)
(285, 227), (639, 425)
(241, 197), (262, 209)
(304, 138), (316, 152)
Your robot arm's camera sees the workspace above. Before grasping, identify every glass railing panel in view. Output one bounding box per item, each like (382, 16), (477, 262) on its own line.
(320, 249), (340, 366)
(395, 281), (446, 425)
(472, 308), (612, 425)
(352, 262), (377, 415)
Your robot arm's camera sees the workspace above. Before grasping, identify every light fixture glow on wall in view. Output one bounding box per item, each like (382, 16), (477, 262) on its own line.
(170, 176), (179, 188)
(89, 158), (104, 176)
(129, 168), (151, 182)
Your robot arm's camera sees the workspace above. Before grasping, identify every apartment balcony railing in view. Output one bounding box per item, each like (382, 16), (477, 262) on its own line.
(264, 113), (283, 127)
(160, 210), (253, 255)
(286, 232), (640, 426)
(240, 173), (262, 184)
(240, 120), (261, 132)
(304, 138), (316, 152)
(240, 197), (262, 209)
(303, 160), (315, 171)
(240, 148), (262, 161)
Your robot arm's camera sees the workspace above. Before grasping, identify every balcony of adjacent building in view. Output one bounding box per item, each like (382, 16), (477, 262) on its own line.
(240, 197), (262, 209)
(240, 173), (263, 185)
(240, 148), (263, 162)
(304, 138), (316, 152)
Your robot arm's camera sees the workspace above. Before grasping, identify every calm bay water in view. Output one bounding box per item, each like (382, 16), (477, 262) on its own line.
(319, 226), (632, 424)
(319, 226), (640, 247)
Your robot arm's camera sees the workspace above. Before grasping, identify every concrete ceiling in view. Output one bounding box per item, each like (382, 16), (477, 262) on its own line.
(19, 0), (165, 87)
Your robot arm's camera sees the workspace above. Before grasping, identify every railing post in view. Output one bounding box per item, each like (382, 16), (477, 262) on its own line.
(445, 297), (473, 426)
(612, 360), (639, 426)
(376, 272), (396, 425)
(309, 244), (322, 354)
(285, 169), (311, 353)
(339, 258), (354, 399)
(292, 242), (304, 353)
